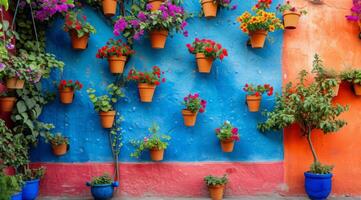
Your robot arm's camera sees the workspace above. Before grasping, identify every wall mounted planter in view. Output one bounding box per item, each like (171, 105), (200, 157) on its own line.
(6, 77), (24, 89)
(246, 95), (262, 112)
(220, 139), (234, 152)
(353, 83), (361, 96)
(59, 88), (74, 104)
(102, 0), (117, 17)
(149, 29), (169, 49)
(304, 172), (332, 200)
(283, 11), (301, 29)
(51, 143), (68, 156)
(70, 31), (89, 50)
(22, 179), (40, 200)
(99, 111), (116, 128)
(86, 182), (119, 200)
(108, 56), (127, 74)
(196, 53), (213, 73)
(249, 30), (267, 48)
(11, 192), (22, 200)
(150, 149), (164, 161)
(208, 184), (225, 200)
(138, 83), (156, 102)
(182, 109), (198, 126)
(0, 97), (16, 113)
(148, 0), (165, 11)
(201, 0), (218, 18)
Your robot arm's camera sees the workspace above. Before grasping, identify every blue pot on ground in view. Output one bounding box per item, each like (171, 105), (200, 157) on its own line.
(86, 182), (119, 200)
(304, 172), (333, 200)
(22, 179), (40, 200)
(11, 191), (22, 200)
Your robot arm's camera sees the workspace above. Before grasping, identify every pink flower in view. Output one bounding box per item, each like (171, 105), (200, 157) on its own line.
(199, 107), (205, 113)
(232, 128), (238, 134)
(215, 128), (220, 133)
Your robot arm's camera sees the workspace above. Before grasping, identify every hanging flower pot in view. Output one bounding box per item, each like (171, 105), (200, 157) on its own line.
(283, 11), (301, 29)
(196, 53), (213, 73)
(58, 80), (83, 104)
(138, 83), (156, 102)
(201, 0), (218, 18)
(108, 56), (127, 74)
(149, 29), (169, 49)
(182, 93), (207, 127)
(102, 0), (117, 17)
(150, 148), (164, 161)
(249, 30), (268, 48)
(99, 111), (116, 128)
(216, 121), (239, 153)
(244, 83), (274, 112)
(6, 77), (24, 89)
(204, 175), (228, 200)
(148, 0), (165, 11)
(70, 31), (89, 50)
(246, 95), (262, 112)
(353, 83), (361, 96)
(0, 97), (17, 113)
(51, 143), (68, 156)
(45, 133), (69, 156)
(220, 139), (235, 152)
(182, 109), (198, 127)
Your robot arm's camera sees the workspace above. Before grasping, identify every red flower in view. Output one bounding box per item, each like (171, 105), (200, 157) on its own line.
(162, 78), (166, 82)
(75, 25), (81, 30)
(154, 81), (160, 86)
(255, 92), (260, 97)
(199, 107), (205, 113)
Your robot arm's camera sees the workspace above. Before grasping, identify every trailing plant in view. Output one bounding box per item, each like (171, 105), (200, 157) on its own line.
(186, 38), (228, 60)
(58, 80), (83, 90)
(243, 83), (273, 97)
(96, 39), (135, 58)
(0, 173), (24, 200)
(276, 1), (307, 15)
(257, 54), (348, 174)
(130, 123), (171, 158)
(63, 10), (96, 37)
(341, 69), (361, 85)
(87, 84), (125, 112)
(44, 132), (69, 146)
(215, 121), (240, 141)
(182, 93), (206, 113)
(237, 8), (283, 34)
(90, 173), (113, 186)
(204, 174), (228, 186)
(22, 167), (46, 181)
(127, 66), (165, 85)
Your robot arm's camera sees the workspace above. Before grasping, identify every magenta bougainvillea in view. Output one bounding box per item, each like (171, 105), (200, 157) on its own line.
(346, 0), (361, 22)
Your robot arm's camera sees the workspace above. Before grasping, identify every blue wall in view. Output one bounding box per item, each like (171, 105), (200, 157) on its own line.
(32, 0), (284, 162)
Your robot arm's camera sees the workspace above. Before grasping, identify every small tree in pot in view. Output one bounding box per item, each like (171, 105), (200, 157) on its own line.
(258, 55), (348, 200)
(204, 174), (228, 200)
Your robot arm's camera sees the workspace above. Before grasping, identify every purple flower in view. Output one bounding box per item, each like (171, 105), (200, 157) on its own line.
(231, 5), (237, 10)
(130, 19), (140, 27)
(146, 3), (153, 10)
(162, 12), (169, 20)
(113, 18), (128, 36)
(180, 21), (187, 30)
(6, 43), (14, 50)
(0, 63), (6, 71)
(183, 30), (189, 37)
(137, 12), (147, 21)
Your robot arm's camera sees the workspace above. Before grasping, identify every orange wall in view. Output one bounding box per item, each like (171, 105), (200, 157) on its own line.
(283, 0), (361, 195)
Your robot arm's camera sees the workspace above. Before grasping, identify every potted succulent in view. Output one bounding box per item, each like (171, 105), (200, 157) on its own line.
(0, 173), (24, 200)
(87, 84), (125, 128)
(113, 1), (188, 48)
(200, 0), (236, 18)
(215, 121), (240, 152)
(182, 93), (206, 127)
(127, 66), (165, 102)
(96, 39), (135, 74)
(44, 132), (69, 156)
(63, 10), (96, 50)
(276, 1), (307, 29)
(237, 1), (283, 48)
(22, 167), (46, 200)
(204, 174), (228, 200)
(58, 80), (83, 104)
(131, 124), (171, 161)
(102, 0), (118, 16)
(86, 174), (119, 200)
(341, 69), (361, 96)
(0, 89), (17, 113)
(346, 0), (361, 39)
(243, 83), (273, 112)
(186, 38), (228, 73)
(258, 55), (348, 200)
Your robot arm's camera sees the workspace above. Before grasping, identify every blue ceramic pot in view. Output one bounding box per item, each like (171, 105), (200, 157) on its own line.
(86, 182), (119, 200)
(22, 179), (40, 200)
(304, 172), (332, 200)
(10, 191), (22, 200)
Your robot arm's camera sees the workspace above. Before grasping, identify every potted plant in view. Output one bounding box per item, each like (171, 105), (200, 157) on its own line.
(58, 80), (83, 104)
(200, 0), (236, 18)
(0, 89), (17, 113)
(258, 55), (348, 200)
(346, 0), (361, 39)
(182, 93), (206, 127)
(63, 10), (96, 50)
(215, 121), (240, 152)
(22, 167), (46, 200)
(127, 66), (165, 102)
(96, 39), (135, 74)
(186, 38), (228, 73)
(44, 132), (69, 156)
(341, 69), (361, 96)
(276, 1), (307, 29)
(237, 1), (283, 48)
(243, 83), (273, 112)
(147, 0), (165, 11)
(86, 173), (119, 200)
(87, 84), (125, 128)
(0, 173), (24, 200)
(204, 174), (228, 200)
(102, 0), (117, 16)
(131, 123), (171, 161)
(113, 1), (188, 48)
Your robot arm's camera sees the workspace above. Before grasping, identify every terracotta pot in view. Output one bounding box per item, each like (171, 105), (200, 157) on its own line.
(196, 53), (213, 73)
(220, 139), (235, 152)
(0, 97), (16, 113)
(138, 83), (156, 102)
(149, 29), (168, 49)
(102, 0), (117, 17)
(59, 88), (74, 104)
(148, 0), (165, 11)
(69, 30), (89, 50)
(51, 143), (68, 156)
(283, 11), (301, 29)
(208, 184), (225, 200)
(150, 148), (164, 161)
(249, 30), (268, 48)
(6, 77), (25, 89)
(182, 109), (198, 127)
(246, 95), (262, 112)
(353, 83), (361, 96)
(99, 111), (116, 128)
(201, 0), (218, 18)
(108, 56), (127, 74)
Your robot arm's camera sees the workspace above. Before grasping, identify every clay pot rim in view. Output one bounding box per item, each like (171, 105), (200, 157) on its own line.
(220, 138), (235, 143)
(150, 29), (169, 36)
(138, 83), (157, 89)
(246, 95), (262, 100)
(196, 53), (214, 60)
(182, 109), (198, 115)
(51, 142), (68, 147)
(249, 30), (268, 36)
(59, 87), (74, 92)
(207, 184), (225, 189)
(0, 96), (17, 101)
(99, 110), (116, 116)
(108, 55), (127, 61)
(201, 0), (218, 5)
(69, 30), (90, 38)
(283, 10), (301, 16)
(150, 148), (165, 151)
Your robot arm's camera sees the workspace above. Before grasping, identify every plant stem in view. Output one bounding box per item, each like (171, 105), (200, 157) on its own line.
(306, 129), (319, 163)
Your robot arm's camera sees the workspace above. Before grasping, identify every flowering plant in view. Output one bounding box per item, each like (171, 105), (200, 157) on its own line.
(215, 121), (240, 141)
(199, 0), (237, 12)
(130, 124), (171, 158)
(254, 0), (272, 10)
(186, 38), (228, 60)
(276, 1), (307, 15)
(58, 80), (83, 90)
(114, 1), (188, 43)
(96, 39), (135, 59)
(63, 10), (96, 37)
(0, 55), (42, 83)
(35, 0), (75, 21)
(237, 9), (283, 33)
(183, 93), (206, 113)
(243, 83), (274, 96)
(346, 0), (361, 22)
(127, 66), (166, 85)
(87, 84), (125, 112)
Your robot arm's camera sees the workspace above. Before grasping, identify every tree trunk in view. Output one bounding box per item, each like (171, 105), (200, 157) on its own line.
(306, 129), (319, 163)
